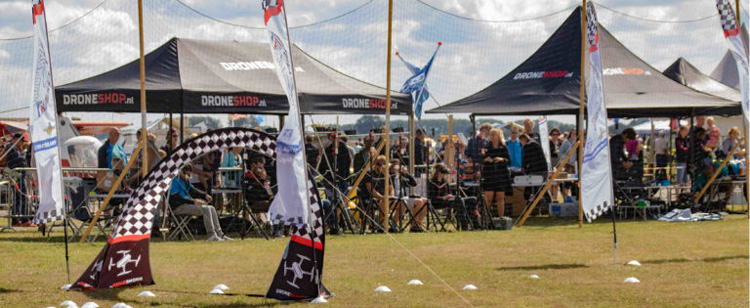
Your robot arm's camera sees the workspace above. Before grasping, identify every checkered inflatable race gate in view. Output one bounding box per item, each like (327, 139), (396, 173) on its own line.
(71, 128), (329, 300)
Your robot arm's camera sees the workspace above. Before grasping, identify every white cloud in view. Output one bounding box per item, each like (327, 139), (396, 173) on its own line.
(74, 41), (138, 67)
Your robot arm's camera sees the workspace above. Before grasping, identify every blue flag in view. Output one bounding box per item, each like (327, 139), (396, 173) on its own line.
(398, 43), (441, 119)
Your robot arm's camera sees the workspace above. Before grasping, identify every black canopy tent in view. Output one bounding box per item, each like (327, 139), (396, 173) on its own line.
(709, 25), (748, 90)
(56, 37), (412, 115)
(427, 8), (740, 118)
(663, 57), (741, 102)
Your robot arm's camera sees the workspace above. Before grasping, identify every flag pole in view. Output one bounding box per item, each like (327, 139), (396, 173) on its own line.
(137, 0), (147, 178)
(37, 2), (70, 283)
(578, 0), (586, 229)
(383, 0), (393, 233)
(738, 0), (749, 218)
(279, 3), (319, 296)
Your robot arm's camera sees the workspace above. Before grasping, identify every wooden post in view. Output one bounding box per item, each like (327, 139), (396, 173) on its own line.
(446, 115), (455, 176)
(137, 0), (147, 177)
(578, 1), (587, 228)
(79, 143), (143, 242)
(517, 140), (581, 227)
(738, 0), (749, 216)
(383, 0), (393, 232)
(693, 136), (745, 203)
(745, 123), (749, 214)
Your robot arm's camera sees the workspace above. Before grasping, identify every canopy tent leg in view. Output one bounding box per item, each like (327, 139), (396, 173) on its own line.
(180, 113), (184, 143)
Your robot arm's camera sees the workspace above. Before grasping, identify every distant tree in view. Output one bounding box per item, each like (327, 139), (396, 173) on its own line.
(355, 115), (385, 133)
(232, 115), (260, 128)
(188, 116), (221, 130)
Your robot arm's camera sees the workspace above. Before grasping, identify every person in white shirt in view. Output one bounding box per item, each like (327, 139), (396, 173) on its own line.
(653, 131), (668, 181)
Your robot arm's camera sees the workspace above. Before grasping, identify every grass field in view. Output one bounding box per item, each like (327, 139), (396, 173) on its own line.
(1, 215), (747, 308)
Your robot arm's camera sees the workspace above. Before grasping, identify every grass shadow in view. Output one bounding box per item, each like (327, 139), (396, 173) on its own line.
(516, 215), (648, 228)
(77, 288), (132, 304)
(496, 263), (588, 271)
(640, 255), (748, 265)
(0, 287), (20, 294)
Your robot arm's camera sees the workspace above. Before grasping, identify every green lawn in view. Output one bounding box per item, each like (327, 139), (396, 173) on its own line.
(1, 215), (747, 308)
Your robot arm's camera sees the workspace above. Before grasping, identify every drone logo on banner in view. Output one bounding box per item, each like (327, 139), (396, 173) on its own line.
(283, 254), (314, 289)
(108, 250), (142, 277)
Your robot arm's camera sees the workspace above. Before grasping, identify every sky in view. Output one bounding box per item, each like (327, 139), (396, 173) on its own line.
(0, 0), (747, 128)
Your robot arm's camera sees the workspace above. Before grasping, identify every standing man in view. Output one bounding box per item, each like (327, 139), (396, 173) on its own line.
(97, 127), (127, 173)
(523, 118), (540, 144)
(6, 134), (30, 226)
(413, 129), (427, 176)
(467, 123), (491, 166)
(353, 135), (374, 175)
(507, 125), (523, 171)
(610, 127), (636, 180)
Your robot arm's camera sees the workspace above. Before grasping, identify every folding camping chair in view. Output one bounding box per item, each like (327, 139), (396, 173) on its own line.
(163, 189), (195, 241)
(65, 177), (110, 242)
(354, 187), (386, 234)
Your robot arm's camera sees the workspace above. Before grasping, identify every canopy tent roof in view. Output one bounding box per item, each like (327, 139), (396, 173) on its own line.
(427, 8), (739, 118)
(663, 57), (741, 102)
(56, 37), (411, 115)
(709, 25), (748, 90)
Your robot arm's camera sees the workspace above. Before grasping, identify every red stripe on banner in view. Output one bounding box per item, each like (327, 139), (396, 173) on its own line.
(291, 235), (323, 250)
(108, 234), (150, 244)
(589, 45), (598, 53)
(724, 28), (739, 38)
(263, 0), (284, 25)
(32, 0), (45, 24)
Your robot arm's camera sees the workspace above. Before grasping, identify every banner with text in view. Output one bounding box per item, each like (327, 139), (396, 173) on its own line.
(30, 0), (64, 224)
(581, 2), (614, 222)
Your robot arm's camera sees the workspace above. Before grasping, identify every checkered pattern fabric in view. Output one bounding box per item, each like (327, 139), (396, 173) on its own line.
(285, 177), (325, 245)
(585, 201), (612, 222)
(34, 209), (62, 224)
(716, 0), (738, 32)
(586, 2), (599, 48)
(109, 128), (276, 239)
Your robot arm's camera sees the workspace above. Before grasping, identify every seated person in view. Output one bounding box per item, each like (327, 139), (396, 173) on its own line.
(244, 155), (273, 212)
(169, 164), (232, 242)
(389, 159), (427, 232)
(358, 155), (396, 231)
(430, 163), (480, 230)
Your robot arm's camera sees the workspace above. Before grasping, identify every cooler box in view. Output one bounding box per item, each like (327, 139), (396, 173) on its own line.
(549, 201), (579, 217)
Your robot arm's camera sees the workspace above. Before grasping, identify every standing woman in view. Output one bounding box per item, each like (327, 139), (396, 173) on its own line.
(548, 127), (562, 167)
(481, 128), (512, 218)
(548, 127), (563, 201)
(674, 125), (690, 187)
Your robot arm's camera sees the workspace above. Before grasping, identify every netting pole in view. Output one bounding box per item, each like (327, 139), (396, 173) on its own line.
(739, 0), (749, 217)
(578, 1), (586, 229)
(383, 0), (393, 233)
(138, 0), (147, 178)
(408, 113), (415, 195)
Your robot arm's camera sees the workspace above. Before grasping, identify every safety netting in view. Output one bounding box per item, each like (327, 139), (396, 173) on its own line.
(0, 0), (747, 120)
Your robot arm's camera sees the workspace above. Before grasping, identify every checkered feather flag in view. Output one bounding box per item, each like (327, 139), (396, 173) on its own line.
(715, 0), (749, 125)
(581, 2), (614, 222)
